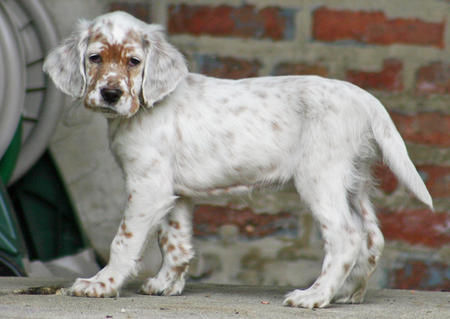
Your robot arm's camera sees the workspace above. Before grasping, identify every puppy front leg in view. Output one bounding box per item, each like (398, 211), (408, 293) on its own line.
(70, 167), (175, 297)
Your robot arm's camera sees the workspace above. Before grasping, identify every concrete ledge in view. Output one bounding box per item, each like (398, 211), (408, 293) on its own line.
(0, 277), (448, 318)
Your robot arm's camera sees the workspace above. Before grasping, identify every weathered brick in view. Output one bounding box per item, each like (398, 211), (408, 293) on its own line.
(417, 165), (450, 198)
(168, 4), (296, 40)
(373, 163), (398, 194)
(193, 205), (297, 238)
(109, 2), (150, 22)
(390, 112), (450, 147)
(389, 260), (450, 291)
(313, 7), (445, 48)
(416, 62), (450, 95)
(347, 59), (403, 92)
(372, 163), (449, 197)
(378, 209), (449, 247)
(195, 55), (261, 79)
(272, 62), (328, 77)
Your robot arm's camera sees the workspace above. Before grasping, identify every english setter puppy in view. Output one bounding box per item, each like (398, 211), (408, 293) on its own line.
(44, 11), (433, 308)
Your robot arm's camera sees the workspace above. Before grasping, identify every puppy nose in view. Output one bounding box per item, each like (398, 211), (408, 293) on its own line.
(101, 88), (123, 104)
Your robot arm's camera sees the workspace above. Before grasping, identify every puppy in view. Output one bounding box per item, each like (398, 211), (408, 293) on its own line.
(44, 11), (433, 308)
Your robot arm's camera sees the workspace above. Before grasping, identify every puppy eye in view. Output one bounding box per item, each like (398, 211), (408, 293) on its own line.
(128, 57), (141, 67)
(88, 54), (102, 64)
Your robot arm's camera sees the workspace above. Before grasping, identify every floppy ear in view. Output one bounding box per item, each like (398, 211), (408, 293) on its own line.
(43, 20), (90, 98)
(142, 25), (188, 106)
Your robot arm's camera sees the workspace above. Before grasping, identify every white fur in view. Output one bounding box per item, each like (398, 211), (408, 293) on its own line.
(44, 12), (433, 308)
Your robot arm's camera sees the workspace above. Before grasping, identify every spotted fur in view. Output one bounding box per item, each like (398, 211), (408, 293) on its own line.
(44, 11), (433, 308)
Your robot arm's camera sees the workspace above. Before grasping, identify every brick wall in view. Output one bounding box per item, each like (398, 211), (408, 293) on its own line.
(108, 0), (449, 291)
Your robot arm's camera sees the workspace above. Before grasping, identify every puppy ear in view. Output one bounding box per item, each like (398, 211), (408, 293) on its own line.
(142, 25), (188, 106)
(43, 20), (90, 98)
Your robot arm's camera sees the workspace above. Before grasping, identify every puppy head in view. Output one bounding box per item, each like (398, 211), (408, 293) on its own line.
(43, 11), (187, 118)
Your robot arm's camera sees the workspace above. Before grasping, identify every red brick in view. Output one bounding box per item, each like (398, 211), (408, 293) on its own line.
(193, 205), (297, 238)
(417, 165), (450, 198)
(390, 112), (450, 147)
(168, 4), (295, 40)
(109, 2), (150, 22)
(347, 59), (403, 92)
(196, 55), (261, 79)
(313, 7), (445, 48)
(416, 62), (450, 95)
(373, 163), (398, 194)
(378, 209), (449, 247)
(390, 260), (449, 291)
(272, 62), (328, 77)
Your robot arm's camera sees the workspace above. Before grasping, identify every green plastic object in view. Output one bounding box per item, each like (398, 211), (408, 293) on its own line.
(0, 120), (21, 185)
(0, 179), (26, 275)
(8, 151), (87, 262)
(0, 121), (26, 275)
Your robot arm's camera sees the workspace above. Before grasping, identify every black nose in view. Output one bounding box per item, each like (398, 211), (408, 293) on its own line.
(101, 88), (123, 104)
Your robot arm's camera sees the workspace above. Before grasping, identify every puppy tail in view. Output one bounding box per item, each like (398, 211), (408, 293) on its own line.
(371, 105), (433, 211)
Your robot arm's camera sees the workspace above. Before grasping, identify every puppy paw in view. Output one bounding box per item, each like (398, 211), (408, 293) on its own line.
(69, 277), (118, 298)
(283, 289), (330, 309)
(333, 286), (366, 304)
(140, 276), (185, 296)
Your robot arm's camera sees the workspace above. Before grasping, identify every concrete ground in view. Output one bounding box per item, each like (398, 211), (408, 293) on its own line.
(0, 277), (448, 319)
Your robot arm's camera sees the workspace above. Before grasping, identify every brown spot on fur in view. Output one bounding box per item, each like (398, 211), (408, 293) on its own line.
(232, 106), (247, 116)
(167, 244), (175, 252)
(361, 206), (368, 217)
(128, 194), (133, 202)
(344, 224), (356, 234)
(344, 263), (351, 273)
(169, 220), (180, 229)
(368, 255), (376, 265)
(100, 282), (106, 288)
(179, 244), (189, 256)
(271, 121), (281, 132)
(109, 277), (115, 283)
(313, 302), (320, 308)
(160, 236), (168, 246)
(255, 91), (267, 99)
(173, 262), (189, 275)
(285, 299), (294, 306)
(121, 223), (127, 231)
(186, 75), (197, 86)
(367, 233), (374, 249)
(176, 125), (183, 141)
(124, 232), (133, 238)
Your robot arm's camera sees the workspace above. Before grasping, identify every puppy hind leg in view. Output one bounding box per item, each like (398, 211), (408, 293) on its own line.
(140, 198), (194, 296)
(334, 192), (384, 304)
(284, 170), (362, 308)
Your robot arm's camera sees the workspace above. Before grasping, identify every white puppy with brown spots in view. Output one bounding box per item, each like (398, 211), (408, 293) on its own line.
(44, 11), (433, 308)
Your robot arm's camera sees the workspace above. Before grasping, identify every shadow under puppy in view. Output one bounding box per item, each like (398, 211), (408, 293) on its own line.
(43, 11), (433, 308)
